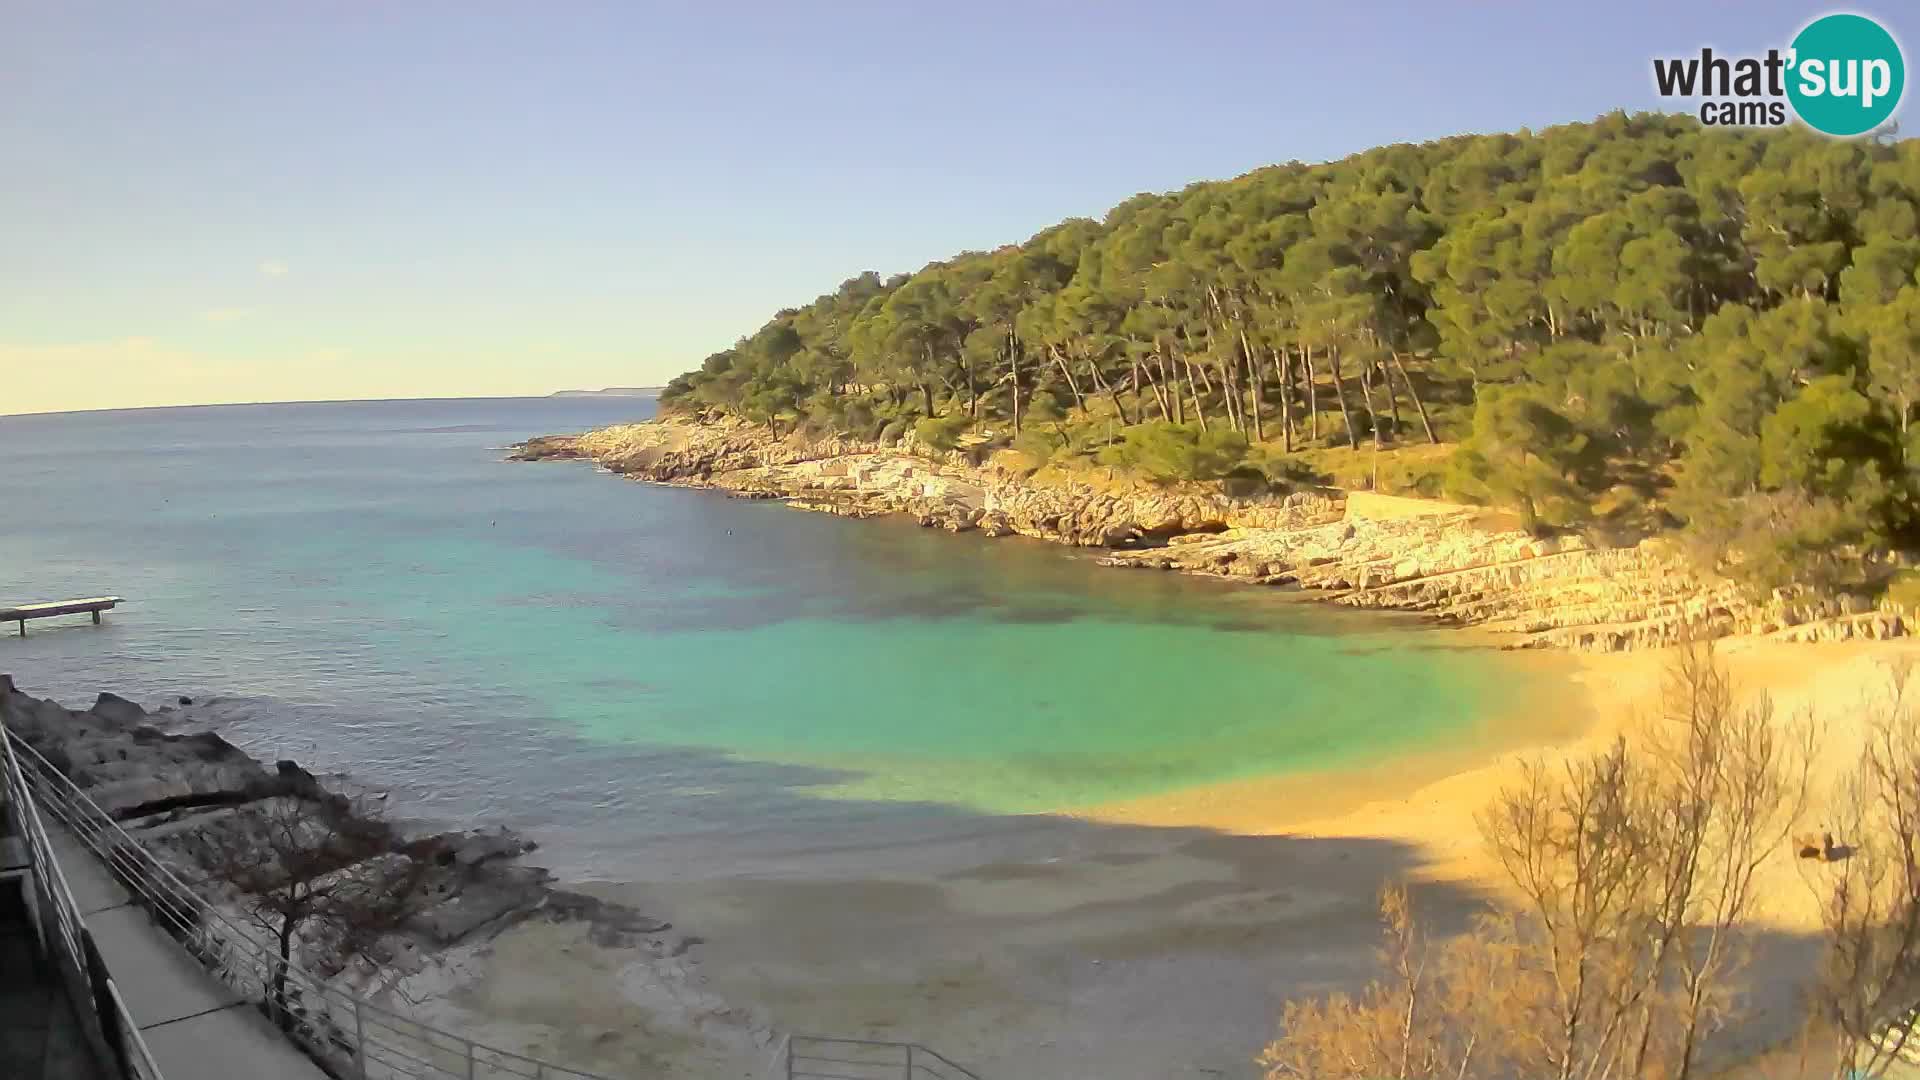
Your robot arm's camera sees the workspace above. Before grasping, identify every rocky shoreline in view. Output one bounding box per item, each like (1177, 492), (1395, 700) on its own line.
(513, 415), (1911, 651)
(0, 673), (735, 1075)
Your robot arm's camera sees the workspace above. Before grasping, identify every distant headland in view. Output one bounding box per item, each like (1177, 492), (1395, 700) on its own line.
(547, 386), (662, 399)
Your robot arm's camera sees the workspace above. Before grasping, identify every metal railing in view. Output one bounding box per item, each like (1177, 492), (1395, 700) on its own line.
(3, 728), (617, 1080)
(780, 1035), (980, 1080)
(1, 726), (165, 1080)
(7, 725), (991, 1080)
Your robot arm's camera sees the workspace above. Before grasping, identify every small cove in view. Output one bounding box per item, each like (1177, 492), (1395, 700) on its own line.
(0, 397), (1556, 880)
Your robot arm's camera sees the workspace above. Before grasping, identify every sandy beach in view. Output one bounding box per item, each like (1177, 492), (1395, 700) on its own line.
(1174, 636), (1913, 932)
(410, 635), (1919, 1080)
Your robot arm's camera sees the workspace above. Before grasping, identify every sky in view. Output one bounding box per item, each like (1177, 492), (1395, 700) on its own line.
(4, 1), (1914, 415)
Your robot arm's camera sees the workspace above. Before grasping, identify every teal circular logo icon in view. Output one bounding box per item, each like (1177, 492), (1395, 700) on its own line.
(1788, 13), (1905, 136)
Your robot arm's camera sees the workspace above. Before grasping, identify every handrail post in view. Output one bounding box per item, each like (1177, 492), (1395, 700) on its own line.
(467, 1038), (477, 1080)
(354, 997), (367, 1079)
(84, 929), (132, 1078)
(785, 1036), (795, 1080)
(905, 1042), (914, 1079)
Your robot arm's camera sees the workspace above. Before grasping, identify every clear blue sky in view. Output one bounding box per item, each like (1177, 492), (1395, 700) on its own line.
(3, 1), (1912, 412)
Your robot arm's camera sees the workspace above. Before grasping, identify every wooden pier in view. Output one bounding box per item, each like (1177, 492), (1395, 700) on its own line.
(3, 597), (122, 636)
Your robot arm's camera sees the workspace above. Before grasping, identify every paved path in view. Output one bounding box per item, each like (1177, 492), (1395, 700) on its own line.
(51, 828), (328, 1080)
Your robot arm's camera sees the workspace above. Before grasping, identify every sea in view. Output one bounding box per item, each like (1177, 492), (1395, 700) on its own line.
(0, 397), (1541, 882)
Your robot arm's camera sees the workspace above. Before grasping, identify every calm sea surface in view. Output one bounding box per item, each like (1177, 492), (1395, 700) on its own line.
(0, 398), (1539, 880)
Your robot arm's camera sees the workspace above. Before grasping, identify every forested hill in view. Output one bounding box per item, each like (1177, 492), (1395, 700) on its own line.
(661, 112), (1920, 593)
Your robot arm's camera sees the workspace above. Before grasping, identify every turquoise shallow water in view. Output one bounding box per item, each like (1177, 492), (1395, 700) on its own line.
(0, 398), (1540, 878)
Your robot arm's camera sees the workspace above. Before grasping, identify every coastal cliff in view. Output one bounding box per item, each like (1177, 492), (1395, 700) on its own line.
(514, 416), (1911, 651)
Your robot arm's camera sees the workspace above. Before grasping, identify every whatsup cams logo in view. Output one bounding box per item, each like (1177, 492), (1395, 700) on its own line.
(1652, 12), (1905, 136)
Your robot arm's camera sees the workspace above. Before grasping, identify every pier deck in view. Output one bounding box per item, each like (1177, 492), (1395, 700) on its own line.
(2, 599), (121, 636)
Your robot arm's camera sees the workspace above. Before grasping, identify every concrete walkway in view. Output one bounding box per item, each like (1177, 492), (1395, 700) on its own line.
(51, 828), (328, 1080)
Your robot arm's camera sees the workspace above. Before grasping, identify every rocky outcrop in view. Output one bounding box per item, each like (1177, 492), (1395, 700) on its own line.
(512, 416), (1908, 652)
(512, 417), (887, 482)
(505, 434), (588, 462)
(0, 674), (672, 966)
(1097, 519), (1739, 650)
(510, 416), (1340, 546)
(980, 481), (1340, 548)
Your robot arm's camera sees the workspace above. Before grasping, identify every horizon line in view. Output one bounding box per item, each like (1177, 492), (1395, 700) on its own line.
(0, 389), (662, 421)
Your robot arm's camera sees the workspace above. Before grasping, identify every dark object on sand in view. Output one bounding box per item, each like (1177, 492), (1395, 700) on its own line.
(1795, 831), (1848, 861)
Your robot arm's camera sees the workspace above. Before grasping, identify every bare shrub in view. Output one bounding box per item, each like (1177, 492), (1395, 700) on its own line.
(1259, 886), (1509, 1080)
(1812, 661), (1920, 1078)
(186, 793), (429, 1029)
(1262, 641), (1810, 1080)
